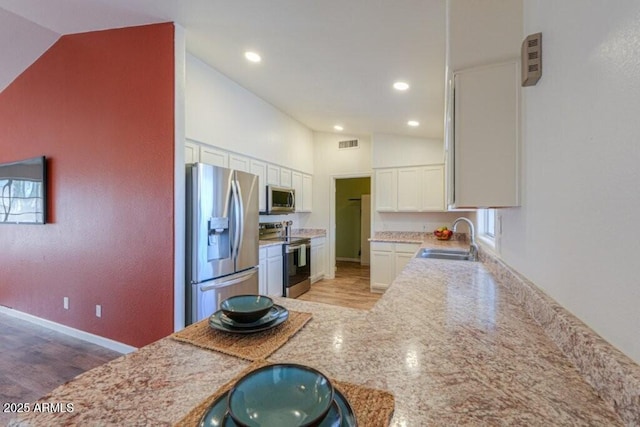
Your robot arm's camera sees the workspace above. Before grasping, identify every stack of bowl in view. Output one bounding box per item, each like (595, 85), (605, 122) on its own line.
(224, 363), (356, 427)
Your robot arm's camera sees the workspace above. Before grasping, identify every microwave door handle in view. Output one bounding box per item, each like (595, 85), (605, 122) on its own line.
(289, 191), (295, 210)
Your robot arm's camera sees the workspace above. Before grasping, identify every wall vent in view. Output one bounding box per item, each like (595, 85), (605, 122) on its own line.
(338, 139), (359, 150)
(522, 32), (542, 86)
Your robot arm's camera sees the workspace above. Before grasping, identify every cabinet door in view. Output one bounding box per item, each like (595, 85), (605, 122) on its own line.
(396, 167), (421, 211)
(258, 248), (267, 295)
(420, 165), (445, 211)
(453, 60), (519, 207)
(267, 165), (280, 186)
(229, 154), (250, 172)
(200, 146), (228, 167)
(302, 174), (313, 212)
(251, 160), (267, 213)
(185, 140), (199, 164)
(394, 252), (414, 277)
(375, 169), (397, 211)
(310, 237), (325, 283)
(280, 168), (292, 188)
(266, 255), (283, 297)
(316, 241), (325, 278)
(291, 171), (303, 211)
(370, 250), (394, 293)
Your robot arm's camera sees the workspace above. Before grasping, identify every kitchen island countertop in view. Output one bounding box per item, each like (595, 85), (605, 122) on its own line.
(10, 239), (623, 426)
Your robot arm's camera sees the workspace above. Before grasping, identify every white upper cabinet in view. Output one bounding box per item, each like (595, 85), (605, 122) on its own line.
(280, 168), (292, 188)
(451, 60), (520, 208)
(397, 168), (421, 211)
(267, 165), (280, 186)
(291, 171), (303, 211)
(420, 165), (445, 211)
(375, 169), (397, 212)
(375, 165), (445, 212)
(200, 146), (228, 167)
(250, 160), (267, 212)
(185, 140), (199, 164)
(229, 153), (250, 172)
(302, 174), (313, 212)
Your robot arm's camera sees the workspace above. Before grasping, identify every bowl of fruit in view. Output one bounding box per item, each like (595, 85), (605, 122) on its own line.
(434, 226), (453, 240)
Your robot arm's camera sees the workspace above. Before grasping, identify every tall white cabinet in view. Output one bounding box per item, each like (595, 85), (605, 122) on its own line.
(451, 60), (520, 208)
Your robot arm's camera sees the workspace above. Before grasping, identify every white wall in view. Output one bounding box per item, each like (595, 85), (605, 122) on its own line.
(185, 53), (314, 174)
(448, 0), (523, 70)
(372, 133), (444, 168)
(500, 1), (640, 363)
(304, 132), (372, 276)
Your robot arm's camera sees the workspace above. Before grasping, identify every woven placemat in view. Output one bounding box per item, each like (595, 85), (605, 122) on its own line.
(170, 310), (312, 361)
(174, 360), (395, 427)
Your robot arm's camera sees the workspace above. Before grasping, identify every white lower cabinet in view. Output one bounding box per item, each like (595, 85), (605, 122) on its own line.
(262, 245), (283, 297)
(310, 237), (326, 283)
(258, 248), (268, 295)
(370, 242), (420, 293)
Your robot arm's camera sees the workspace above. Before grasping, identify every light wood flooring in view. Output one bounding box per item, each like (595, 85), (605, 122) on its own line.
(298, 261), (381, 310)
(0, 312), (122, 424)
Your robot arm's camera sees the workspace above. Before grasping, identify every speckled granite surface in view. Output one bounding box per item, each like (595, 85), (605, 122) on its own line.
(480, 249), (640, 426)
(10, 238), (628, 426)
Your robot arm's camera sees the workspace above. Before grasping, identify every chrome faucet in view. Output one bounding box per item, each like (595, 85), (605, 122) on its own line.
(452, 217), (479, 261)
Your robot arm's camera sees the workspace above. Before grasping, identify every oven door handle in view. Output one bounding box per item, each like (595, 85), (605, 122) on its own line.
(285, 244), (308, 253)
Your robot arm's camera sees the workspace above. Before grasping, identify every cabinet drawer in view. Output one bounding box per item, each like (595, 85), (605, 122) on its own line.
(267, 245), (283, 258)
(371, 242), (394, 252)
(395, 243), (420, 254)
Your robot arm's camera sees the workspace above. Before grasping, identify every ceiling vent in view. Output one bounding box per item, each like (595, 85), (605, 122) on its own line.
(338, 139), (359, 150)
(522, 32), (542, 86)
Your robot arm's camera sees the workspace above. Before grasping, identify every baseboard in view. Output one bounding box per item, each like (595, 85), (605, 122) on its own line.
(336, 257), (361, 262)
(0, 306), (137, 355)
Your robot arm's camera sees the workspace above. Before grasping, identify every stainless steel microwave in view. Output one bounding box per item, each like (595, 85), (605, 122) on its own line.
(264, 185), (295, 214)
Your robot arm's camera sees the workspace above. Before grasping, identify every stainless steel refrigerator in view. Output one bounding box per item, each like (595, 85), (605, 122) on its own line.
(186, 163), (260, 325)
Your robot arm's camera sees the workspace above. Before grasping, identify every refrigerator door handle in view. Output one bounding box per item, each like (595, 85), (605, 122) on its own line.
(235, 178), (245, 256)
(199, 267), (258, 292)
(230, 178), (241, 259)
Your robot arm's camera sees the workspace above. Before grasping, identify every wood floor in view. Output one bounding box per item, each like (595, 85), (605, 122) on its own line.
(0, 312), (122, 424)
(298, 260), (381, 310)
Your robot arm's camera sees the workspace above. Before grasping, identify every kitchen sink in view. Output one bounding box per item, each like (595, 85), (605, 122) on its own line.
(415, 248), (474, 261)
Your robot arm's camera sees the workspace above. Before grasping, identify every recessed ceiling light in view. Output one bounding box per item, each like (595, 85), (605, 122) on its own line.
(334, 125), (344, 131)
(407, 120), (420, 127)
(393, 81), (410, 91)
(244, 51), (262, 63)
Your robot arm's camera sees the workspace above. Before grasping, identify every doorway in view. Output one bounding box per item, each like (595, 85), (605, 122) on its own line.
(335, 177), (371, 272)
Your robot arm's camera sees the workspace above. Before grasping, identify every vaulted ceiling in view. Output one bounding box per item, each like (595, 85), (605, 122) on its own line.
(0, 0), (446, 139)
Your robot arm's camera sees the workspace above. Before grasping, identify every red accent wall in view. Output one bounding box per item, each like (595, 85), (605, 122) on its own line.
(0, 23), (175, 348)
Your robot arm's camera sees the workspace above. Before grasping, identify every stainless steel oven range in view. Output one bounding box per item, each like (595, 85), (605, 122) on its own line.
(259, 222), (311, 298)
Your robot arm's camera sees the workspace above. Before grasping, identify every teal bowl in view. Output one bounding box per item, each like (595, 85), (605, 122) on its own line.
(227, 363), (334, 427)
(220, 295), (274, 323)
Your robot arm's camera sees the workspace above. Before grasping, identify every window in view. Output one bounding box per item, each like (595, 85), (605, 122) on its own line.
(477, 209), (496, 245)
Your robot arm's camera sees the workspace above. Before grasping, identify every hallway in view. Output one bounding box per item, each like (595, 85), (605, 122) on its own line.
(298, 261), (380, 310)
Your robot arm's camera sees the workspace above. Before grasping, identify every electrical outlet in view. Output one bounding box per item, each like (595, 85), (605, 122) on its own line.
(96, 305), (102, 318)
(63, 297), (69, 310)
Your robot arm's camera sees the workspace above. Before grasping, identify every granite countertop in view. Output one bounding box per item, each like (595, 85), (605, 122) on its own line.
(10, 237), (623, 425)
(260, 228), (327, 247)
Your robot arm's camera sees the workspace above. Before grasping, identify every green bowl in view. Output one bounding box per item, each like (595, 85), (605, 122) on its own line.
(227, 363), (334, 427)
(220, 295), (274, 323)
